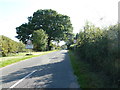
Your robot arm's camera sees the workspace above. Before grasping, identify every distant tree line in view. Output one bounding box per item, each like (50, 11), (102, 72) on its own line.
(70, 22), (119, 87)
(0, 35), (25, 57)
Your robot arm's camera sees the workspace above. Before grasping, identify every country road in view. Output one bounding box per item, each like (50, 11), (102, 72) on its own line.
(0, 50), (79, 88)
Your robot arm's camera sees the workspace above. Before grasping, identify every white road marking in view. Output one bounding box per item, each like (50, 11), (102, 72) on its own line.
(9, 70), (37, 88)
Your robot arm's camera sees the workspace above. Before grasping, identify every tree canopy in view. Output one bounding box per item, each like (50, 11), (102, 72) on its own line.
(16, 9), (73, 50)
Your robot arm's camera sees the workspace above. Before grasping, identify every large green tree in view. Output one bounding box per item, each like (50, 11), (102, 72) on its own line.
(16, 9), (73, 50)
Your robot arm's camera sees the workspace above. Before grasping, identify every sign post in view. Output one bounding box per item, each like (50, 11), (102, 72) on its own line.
(74, 39), (76, 51)
(26, 40), (33, 55)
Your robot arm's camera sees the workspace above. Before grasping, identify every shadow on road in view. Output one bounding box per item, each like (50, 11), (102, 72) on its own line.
(1, 51), (78, 88)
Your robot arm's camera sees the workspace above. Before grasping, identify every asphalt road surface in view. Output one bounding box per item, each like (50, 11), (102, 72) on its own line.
(0, 50), (79, 88)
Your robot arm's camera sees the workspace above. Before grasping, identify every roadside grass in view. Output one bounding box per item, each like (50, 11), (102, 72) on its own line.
(0, 50), (58, 68)
(69, 50), (110, 88)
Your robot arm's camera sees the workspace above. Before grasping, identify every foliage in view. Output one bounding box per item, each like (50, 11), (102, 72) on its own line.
(0, 35), (25, 57)
(16, 9), (73, 50)
(73, 22), (119, 87)
(49, 42), (60, 50)
(32, 29), (48, 51)
(69, 51), (110, 88)
(61, 45), (67, 50)
(65, 33), (75, 49)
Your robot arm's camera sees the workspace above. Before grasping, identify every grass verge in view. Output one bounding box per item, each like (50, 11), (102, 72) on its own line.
(69, 50), (110, 88)
(0, 50), (57, 68)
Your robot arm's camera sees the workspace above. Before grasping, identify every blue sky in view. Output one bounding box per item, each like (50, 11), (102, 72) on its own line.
(0, 0), (119, 42)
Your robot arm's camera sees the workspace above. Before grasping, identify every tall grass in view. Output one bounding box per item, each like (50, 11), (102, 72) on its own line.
(69, 50), (111, 88)
(0, 50), (57, 68)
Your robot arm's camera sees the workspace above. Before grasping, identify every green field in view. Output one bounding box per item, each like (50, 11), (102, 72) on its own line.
(0, 50), (57, 68)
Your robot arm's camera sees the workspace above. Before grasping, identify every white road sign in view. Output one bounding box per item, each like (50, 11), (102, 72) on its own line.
(25, 44), (33, 49)
(27, 40), (32, 45)
(26, 40), (33, 49)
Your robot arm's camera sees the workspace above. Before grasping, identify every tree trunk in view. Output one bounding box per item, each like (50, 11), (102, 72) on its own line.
(47, 38), (51, 51)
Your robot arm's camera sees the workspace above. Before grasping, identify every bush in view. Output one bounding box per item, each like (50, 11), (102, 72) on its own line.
(74, 22), (119, 87)
(32, 29), (48, 51)
(0, 35), (25, 57)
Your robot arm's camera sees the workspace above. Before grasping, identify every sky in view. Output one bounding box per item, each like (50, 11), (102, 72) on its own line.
(0, 0), (119, 43)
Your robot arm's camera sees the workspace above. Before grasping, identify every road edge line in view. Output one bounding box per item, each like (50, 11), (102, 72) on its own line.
(9, 70), (37, 88)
